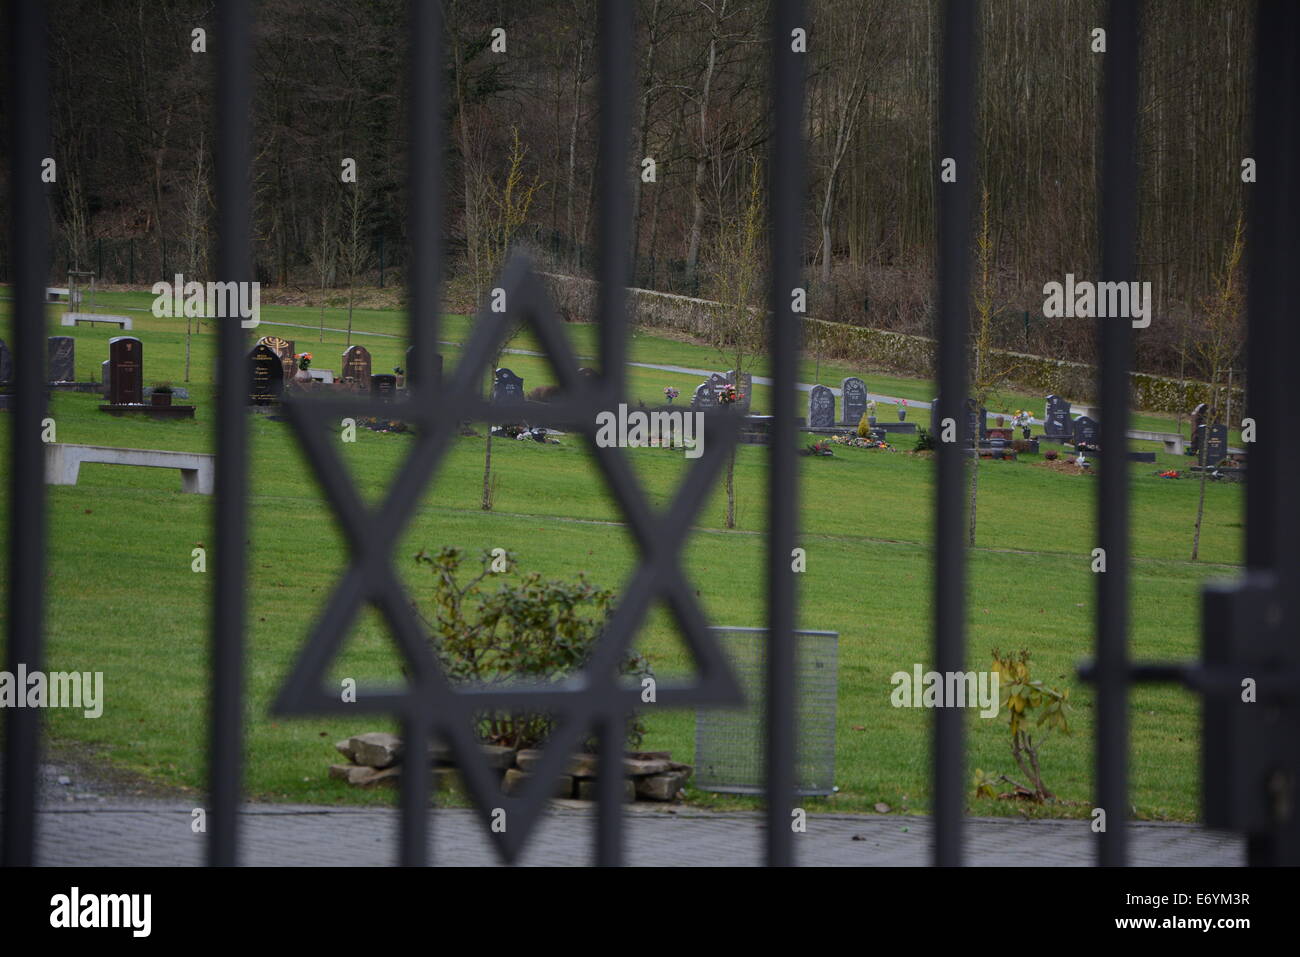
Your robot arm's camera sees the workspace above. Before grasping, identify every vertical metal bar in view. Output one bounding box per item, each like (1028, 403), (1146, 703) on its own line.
(2, 0), (49, 868)
(1244, 0), (1300, 866)
(595, 715), (623, 866)
(209, 0), (252, 868)
(765, 0), (805, 868)
(399, 0), (446, 865)
(932, 0), (978, 868)
(1094, 0), (1140, 868)
(593, 0), (634, 865)
(398, 717), (430, 866)
(595, 0), (632, 400)
(408, 0), (443, 405)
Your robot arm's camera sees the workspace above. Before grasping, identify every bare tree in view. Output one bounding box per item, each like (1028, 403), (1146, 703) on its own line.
(1190, 213), (1245, 561)
(308, 198), (338, 344)
(179, 136), (211, 382)
(339, 181), (371, 347)
(707, 158), (765, 529)
(468, 129), (544, 511)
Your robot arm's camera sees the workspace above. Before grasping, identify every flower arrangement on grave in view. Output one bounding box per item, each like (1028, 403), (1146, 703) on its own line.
(1158, 469), (1181, 479)
(801, 440), (834, 456)
(718, 382), (744, 406)
(831, 433), (893, 451)
(1011, 409), (1033, 438)
(866, 399), (878, 426)
(896, 398), (908, 421)
(297, 352), (313, 370)
(663, 386), (679, 404)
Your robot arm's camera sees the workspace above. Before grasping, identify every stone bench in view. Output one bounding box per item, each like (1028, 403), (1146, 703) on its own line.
(61, 312), (133, 330)
(1127, 429), (1184, 455)
(45, 443), (214, 494)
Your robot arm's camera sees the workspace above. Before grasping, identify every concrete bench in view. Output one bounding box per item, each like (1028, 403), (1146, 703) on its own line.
(45, 443), (214, 494)
(1127, 429), (1184, 455)
(61, 312), (132, 330)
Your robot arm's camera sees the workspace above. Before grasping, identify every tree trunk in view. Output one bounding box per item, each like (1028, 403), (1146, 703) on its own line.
(967, 454), (980, 546)
(481, 430), (494, 511)
(725, 449), (735, 529)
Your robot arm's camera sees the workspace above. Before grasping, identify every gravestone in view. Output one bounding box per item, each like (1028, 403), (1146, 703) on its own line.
(341, 345), (372, 385)
(371, 373), (397, 403)
(0, 338), (11, 384)
(727, 370), (753, 413)
(840, 377), (868, 425)
(108, 336), (144, 405)
(492, 367), (525, 404)
(259, 336), (296, 382)
(1201, 423), (1229, 463)
(1072, 414), (1100, 447)
(101, 360), (110, 396)
(48, 336), (75, 383)
(405, 346), (443, 390)
(1044, 394), (1072, 438)
(808, 385), (835, 428)
(248, 343), (283, 405)
(692, 381), (718, 410)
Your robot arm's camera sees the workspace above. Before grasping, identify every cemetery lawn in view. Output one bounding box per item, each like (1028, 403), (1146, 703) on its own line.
(0, 291), (1244, 820)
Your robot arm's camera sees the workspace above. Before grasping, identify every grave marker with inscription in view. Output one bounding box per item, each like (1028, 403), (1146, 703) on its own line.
(1072, 414), (1100, 447)
(692, 381), (717, 409)
(492, 367), (525, 404)
(1044, 394), (1072, 438)
(840, 377), (868, 425)
(108, 336), (144, 405)
(371, 373), (397, 403)
(259, 336), (296, 382)
(808, 385), (835, 428)
(48, 336), (75, 383)
(726, 369), (753, 413)
(249, 343), (283, 405)
(341, 345), (372, 386)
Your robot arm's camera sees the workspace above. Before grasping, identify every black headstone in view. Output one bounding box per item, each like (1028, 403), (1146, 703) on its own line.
(840, 377), (868, 425)
(692, 381), (717, 409)
(808, 385), (835, 428)
(248, 343), (284, 405)
(48, 336), (75, 383)
(1044, 394), (1072, 437)
(1072, 415), (1100, 447)
(371, 373), (397, 403)
(108, 336), (144, 405)
(492, 367), (524, 404)
(0, 338), (11, 385)
(341, 345), (372, 385)
(1202, 423), (1229, 463)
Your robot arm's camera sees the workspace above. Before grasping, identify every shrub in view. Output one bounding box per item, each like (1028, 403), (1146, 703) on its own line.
(1044, 449), (1058, 461)
(413, 547), (649, 751)
(856, 413), (871, 437)
(913, 427), (935, 452)
(975, 648), (1072, 802)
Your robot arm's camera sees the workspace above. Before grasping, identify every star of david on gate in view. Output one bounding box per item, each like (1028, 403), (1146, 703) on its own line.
(272, 253), (745, 863)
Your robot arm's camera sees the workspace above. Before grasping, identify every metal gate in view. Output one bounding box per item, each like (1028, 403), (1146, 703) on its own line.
(4, 0), (1298, 867)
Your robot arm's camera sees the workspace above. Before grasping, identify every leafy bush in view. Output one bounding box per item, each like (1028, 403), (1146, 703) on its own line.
(974, 648), (1071, 802)
(856, 413), (872, 437)
(913, 427), (935, 452)
(414, 547), (648, 751)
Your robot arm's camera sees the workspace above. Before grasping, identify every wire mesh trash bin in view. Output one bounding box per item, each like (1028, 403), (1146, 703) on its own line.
(695, 627), (838, 795)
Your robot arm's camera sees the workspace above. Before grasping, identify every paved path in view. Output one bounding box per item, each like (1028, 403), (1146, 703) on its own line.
(19, 801), (1242, 867)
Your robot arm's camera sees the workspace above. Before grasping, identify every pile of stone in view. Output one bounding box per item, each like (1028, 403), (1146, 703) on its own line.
(330, 731), (693, 802)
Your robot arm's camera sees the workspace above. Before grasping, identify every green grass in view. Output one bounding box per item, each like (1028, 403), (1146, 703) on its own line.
(0, 290), (1244, 819)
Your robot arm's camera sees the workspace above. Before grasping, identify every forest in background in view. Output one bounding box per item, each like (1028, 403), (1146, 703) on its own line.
(0, 0), (1253, 383)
